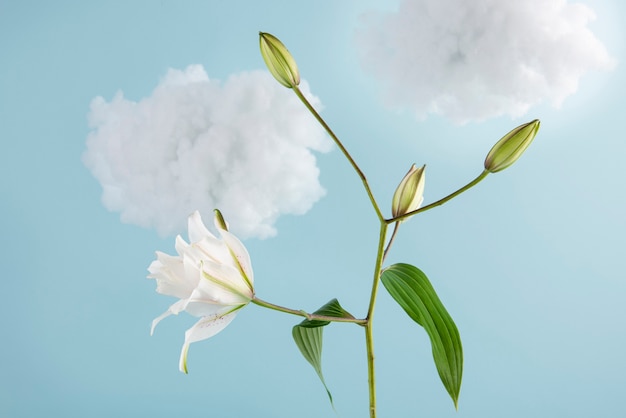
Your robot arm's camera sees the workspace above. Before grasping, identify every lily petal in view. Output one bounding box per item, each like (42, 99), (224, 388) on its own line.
(148, 251), (195, 299)
(186, 237), (231, 270)
(174, 235), (190, 256)
(200, 258), (254, 300)
(185, 279), (245, 317)
(150, 299), (188, 335)
(179, 311), (239, 373)
(217, 228), (254, 287)
(188, 211), (217, 243)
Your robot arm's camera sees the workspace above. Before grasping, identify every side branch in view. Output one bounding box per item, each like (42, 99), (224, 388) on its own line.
(251, 297), (367, 325)
(293, 86), (385, 222)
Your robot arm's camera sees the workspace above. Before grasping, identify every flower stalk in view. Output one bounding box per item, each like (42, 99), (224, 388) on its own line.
(251, 297), (367, 325)
(388, 170), (490, 223)
(292, 86), (385, 222)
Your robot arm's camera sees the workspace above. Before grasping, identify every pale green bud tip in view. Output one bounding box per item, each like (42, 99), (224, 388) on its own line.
(484, 119), (540, 173)
(259, 32), (300, 88)
(214, 209), (228, 231)
(392, 164), (426, 219)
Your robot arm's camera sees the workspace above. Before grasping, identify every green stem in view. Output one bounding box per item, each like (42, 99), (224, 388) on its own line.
(383, 222), (400, 262)
(387, 169), (490, 223)
(292, 86), (384, 222)
(251, 296), (367, 325)
(365, 222), (388, 418)
(365, 322), (376, 417)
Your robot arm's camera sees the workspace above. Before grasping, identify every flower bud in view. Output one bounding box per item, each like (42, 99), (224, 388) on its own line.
(392, 164), (426, 219)
(484, 119), (540, 173)
(214, 209), (228, 231)
(259, 32), (300, 88)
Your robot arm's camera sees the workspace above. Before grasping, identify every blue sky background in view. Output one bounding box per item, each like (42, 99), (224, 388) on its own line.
(1, 1), (624, 417)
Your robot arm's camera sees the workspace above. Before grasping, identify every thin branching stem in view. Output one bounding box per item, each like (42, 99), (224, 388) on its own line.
(383, 222), (401, 262)
(387, 170), (490, 223)
(292, 86), (385, 222)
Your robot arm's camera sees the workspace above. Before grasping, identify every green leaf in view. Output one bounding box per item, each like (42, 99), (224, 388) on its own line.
(298, 298), (355, 328)
(292, 298), (354, 408)
(292, 326), (333, 405)
(381, 263), (463, 409)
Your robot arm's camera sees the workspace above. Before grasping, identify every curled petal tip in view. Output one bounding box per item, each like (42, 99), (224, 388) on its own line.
(179, 343), (189, 374)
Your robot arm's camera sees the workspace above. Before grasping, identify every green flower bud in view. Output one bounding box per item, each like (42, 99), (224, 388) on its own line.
(259, 32), (300, 88)
(392, 164), (426, 219)
(484, 119), (540, 173)
(214, 209), (228, 231)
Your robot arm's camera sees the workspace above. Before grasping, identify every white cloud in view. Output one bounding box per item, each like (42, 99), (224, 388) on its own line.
(83, 66), (332, 239)
(356, 0), (616, 123)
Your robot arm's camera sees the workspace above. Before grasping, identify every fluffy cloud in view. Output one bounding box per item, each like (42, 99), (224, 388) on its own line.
(356, 0), (616, 123)
(83, 66), (331, 239)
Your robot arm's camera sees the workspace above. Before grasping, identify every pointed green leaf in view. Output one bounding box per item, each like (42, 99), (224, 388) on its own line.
(381, 263), (463, 409)
(298, 298), (355, 328)
(292, 326), (333, 404)
(292, 298), (354, 408)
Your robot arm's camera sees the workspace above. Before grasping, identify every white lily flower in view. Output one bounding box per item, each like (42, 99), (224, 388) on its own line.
(148, 210), (254, 373)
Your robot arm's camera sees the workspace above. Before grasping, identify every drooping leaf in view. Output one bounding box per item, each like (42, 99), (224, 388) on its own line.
(381, 263), (463, 408)
(292, 326), (332, 404)
(292, 298), (354, 408)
